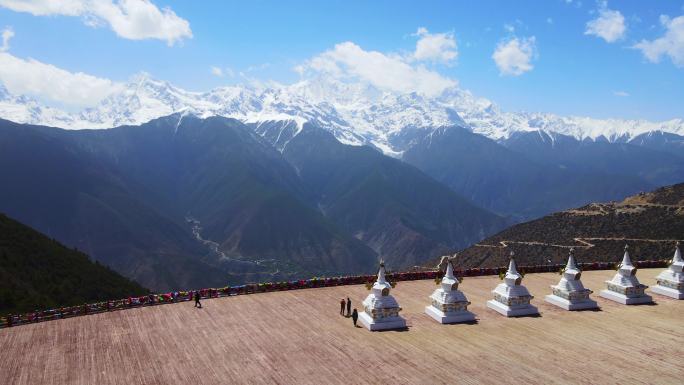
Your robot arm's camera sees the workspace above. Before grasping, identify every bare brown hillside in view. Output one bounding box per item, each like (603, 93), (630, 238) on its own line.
(435, 183), (684, 269)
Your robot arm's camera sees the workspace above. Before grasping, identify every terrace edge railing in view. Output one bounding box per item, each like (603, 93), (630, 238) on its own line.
(0, 260), (668, 329)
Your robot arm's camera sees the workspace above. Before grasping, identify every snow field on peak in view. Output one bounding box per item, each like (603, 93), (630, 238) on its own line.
(1, 76), (683, 154)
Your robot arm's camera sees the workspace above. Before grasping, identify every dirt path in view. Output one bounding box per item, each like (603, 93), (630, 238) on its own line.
(475, 237), (682, 250)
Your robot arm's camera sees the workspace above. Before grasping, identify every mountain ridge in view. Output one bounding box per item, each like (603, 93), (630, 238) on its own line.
(1, 76), (683, 157)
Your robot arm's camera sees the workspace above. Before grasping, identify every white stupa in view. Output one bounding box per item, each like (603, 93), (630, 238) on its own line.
(600, 245), (653, 304)
(650, 242), (684, 299)
(425, 259), (476, 324)
(359, 261), (407, 331)
(486, 252), (538, 317)
(545, 249), (598, 310)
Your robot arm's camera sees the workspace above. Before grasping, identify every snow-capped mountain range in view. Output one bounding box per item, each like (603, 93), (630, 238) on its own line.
(1, 75), (683, 156)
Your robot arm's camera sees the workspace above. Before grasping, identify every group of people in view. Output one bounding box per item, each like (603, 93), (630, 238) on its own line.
(340, 297), (359, 327)
(191, 289), (362, 327)
(193, 289), (361, 327)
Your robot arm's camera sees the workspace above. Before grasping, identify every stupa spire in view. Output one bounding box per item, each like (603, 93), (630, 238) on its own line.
(507, 251), (519, 275)
(566, 248), (578, 270)
(621, 244), (633, 267)
(674, 242), (683, 263)
(445, 259), (455, 280)
(377, 260), (387, 284)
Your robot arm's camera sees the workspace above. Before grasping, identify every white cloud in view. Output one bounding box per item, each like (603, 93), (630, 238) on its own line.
(0, 0), (192, 46)
(504, 23), (515, 33)
(0, 51), (122, 107)
(633, 15), (684, 67)
(613, 90), (629, 97)
(492, 36), (537, 76)
(585, 2), (626, 43)
(297, 41), (456, 96)
(0, 0), (84, 15)
(210, 66), (224, 77)
(412, 27), (457, 63)
(211, 66), (235, 78)
(1, 26), (13, 51)
(546, 17), (554, 25)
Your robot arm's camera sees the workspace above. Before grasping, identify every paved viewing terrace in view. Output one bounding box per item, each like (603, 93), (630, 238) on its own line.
(1, 268), (682, 384)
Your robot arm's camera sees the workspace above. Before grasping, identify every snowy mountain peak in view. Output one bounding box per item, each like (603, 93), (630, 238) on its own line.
(0, 76), (683, 156)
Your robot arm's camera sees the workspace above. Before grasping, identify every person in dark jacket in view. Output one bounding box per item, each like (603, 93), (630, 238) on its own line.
(351, 308), (359, 327)
(194, 291), (202, 308)
(340, 298), (346, 315)
(346, 297), (352, 316)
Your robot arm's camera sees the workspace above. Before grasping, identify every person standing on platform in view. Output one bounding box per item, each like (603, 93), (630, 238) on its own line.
(340, 298), (346, 315)
(346, 297), (352, 316)
(194, 291), (202, 308)
(351, 308), (358, 327)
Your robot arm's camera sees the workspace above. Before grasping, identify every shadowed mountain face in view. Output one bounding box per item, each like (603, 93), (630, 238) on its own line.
(0, 119), (218, 291)
(402, 125), (653, 221)
(436, 183), (684, 270)
(283, 126), (508, 267)
(0, 213), (148, 316)
(628, 131), (684, 159)
(6, 113), (678, 292)
(502, 130), (684, 188)
(0, 116), (378, 290)
(0, 116), (508, 291)
(68, 116), (377, 280)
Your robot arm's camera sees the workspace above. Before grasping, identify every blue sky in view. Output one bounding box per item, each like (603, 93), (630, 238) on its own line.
(0, 0), (683, 120)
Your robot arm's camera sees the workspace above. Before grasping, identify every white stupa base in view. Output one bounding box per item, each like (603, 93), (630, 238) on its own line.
(486, 300), (538, 317)
(358, 312), (406, 331)
(650, 285), (684, 299)
(424, 306), (476, 324)
(545, 294), (598, 310)
(600, 290), (653, 304)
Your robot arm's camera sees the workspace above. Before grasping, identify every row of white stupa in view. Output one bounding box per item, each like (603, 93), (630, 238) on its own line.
(359, 244), (684, 331)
